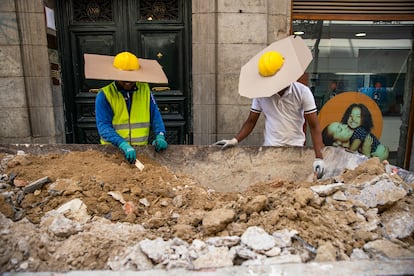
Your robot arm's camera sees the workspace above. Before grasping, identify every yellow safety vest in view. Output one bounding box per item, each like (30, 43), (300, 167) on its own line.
(100, 82), (150, 145)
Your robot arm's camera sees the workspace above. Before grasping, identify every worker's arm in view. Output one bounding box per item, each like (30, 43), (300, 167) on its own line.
(95, 91), (125, 146)
(235, 111), (260, 143)
(305, 111), (325, 179)
(213, 110), (260, 149)
(305, 111), (323, 159)
(96, 91), (137, 163)
(149, 92), (168, 152)
(149, 92), (166, 135)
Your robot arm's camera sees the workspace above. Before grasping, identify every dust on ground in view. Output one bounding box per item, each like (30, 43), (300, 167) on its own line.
(0, 149), (413, 271)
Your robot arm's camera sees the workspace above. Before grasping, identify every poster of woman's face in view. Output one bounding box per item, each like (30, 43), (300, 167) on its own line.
(319, 92), (389, 161)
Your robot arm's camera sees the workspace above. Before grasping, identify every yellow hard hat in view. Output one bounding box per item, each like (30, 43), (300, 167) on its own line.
(258, 51), (284, 77)
(113, 52), (140, 71)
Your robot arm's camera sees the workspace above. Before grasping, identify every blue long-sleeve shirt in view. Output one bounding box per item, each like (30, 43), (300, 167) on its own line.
(95, 82), (166, 146)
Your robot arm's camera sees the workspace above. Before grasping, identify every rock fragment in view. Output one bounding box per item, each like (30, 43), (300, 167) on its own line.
(23, 176), (50, 194)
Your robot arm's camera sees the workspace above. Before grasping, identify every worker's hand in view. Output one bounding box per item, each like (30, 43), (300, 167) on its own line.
(118, 141), (136, 163)
(213, 138), (238, 149)
(152, 134), (168, 152)
(313, 158), (325, 179)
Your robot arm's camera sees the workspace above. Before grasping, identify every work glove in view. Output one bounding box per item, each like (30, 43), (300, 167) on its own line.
(213, 138), (238, 149)
(313, 158), (325, 179)
(118, 141), (136, 163)
(152, 134), (168, 152)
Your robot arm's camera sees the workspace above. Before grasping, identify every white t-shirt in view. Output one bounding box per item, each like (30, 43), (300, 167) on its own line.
(251, 82), (317, 146)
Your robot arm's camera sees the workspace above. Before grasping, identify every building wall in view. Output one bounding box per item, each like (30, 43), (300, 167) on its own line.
(1, 0), (413, 170)
(3, 0), (288, 146)
(191, 1), (217, 145)
(192, 0), (291, 145)
(0, 0), (64, 144)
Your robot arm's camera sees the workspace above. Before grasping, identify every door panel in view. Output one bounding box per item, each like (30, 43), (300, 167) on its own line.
(71, 33), (117, 143)
(138, 31), (183, 92)
(138, 30), (188, 144)
(73, 34), (115, 91)
(57, 0), (191, 144)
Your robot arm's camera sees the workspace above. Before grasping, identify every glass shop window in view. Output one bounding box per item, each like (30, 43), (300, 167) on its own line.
(293, 20), (414, 158)
(293, 20), (413, 115)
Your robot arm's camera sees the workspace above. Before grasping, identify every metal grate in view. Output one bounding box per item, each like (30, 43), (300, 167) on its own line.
(139, 0), (179, 21)
(73, 0), (113, 22)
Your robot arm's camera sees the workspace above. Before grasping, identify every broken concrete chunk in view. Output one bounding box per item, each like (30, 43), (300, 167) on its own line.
(205, 236), (240, 247)
(233, 245), (260, 260)
(202, 208), (235, 235)
(48, 214), (83, 238)
(139, 197), (150, 207)
(192, 246), (233, 270)
(381, 210), (414, 239)
(311, 183), (346, 196)
(350, 248), (370, 260)
(53, 198), (91, 224)
(107, 243), (153, 271)
(272, 229), (298, 248)
(332, 190), (347, 201)
(139, 237), (171, 263)
(23, 176), (50, 194)
(346, 178), (407, 209)
(314, 241), (337, 262)
(108, 191), (126, 204)
(241, 226), (276, 252)
(262, 254), (302, 265)
(363, 239), (414, 259)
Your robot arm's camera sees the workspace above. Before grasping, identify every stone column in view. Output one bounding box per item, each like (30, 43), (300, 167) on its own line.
(192, 1), (218, 144)
(15, 0), (64, 143)
(268, 0), (291, 42)
(215, 0), (268, 145)
(192, 0), (291, 145)
(0, 0), (31, 143)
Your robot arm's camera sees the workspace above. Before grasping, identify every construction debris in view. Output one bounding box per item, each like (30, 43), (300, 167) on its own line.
(0, 146), (413, 273)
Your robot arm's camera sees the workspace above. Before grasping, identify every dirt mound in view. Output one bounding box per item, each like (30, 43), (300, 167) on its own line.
(0, 149), (413, 272)
(0, 150), (319, 241)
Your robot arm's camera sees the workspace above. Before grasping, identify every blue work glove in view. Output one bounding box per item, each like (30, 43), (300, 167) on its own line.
(313, 158), (325, 179)
(152, 134), (168, 152)
(118, 141), (136, 163)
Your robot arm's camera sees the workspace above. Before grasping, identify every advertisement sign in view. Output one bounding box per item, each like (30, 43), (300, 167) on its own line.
(319, 92), (389, 161)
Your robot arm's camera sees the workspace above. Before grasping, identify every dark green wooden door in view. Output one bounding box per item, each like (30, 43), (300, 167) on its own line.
(56, 0), (191, 144)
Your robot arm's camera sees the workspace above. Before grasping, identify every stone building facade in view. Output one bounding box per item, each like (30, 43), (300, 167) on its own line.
(0, 0), (64, 144)
(192, 0), (289, 145)
(0, 0), (285, 145)
(1, 0), (413, 170)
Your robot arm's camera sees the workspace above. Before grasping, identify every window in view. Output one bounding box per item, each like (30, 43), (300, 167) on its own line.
(293, 20), (414, 161)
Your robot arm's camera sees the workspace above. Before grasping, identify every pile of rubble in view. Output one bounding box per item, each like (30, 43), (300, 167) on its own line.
(0, 149), (413, 273)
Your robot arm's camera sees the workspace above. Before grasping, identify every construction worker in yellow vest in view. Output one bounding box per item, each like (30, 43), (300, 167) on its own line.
(85, 51), (168, 163)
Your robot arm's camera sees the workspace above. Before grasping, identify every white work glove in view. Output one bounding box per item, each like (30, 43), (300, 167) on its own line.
(313, 158), (325, 179)
(213, 138), (238, 149)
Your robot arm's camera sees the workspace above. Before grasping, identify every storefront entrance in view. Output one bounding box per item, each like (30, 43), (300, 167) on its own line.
(292, 0), (414, 167)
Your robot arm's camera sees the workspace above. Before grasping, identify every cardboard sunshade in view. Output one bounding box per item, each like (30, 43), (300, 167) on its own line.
(84, 53), (168, 84)
(239, 35), (312, 98)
